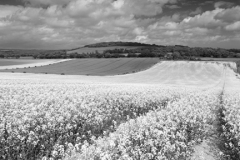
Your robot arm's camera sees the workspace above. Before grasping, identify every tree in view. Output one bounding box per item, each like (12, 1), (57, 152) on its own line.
(15, 55), (20, 59)
(172, 52), (181, 60)
(236, 53), (240, 58)
(127, 53), (138, 57)
(104, 53), (112, 58)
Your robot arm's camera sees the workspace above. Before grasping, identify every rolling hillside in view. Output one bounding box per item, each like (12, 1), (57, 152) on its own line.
(1, 61), (239, 91)
(0, 59), (71, 70)
(0, 58), (159, 76)
(1, 61), (240, 160)
(0, 59), (49, 66)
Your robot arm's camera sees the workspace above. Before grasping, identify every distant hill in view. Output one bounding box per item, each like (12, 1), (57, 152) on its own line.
(1, 42), (240, 60)
(66, 42), (162, 55)
(84, 42), (160, 48)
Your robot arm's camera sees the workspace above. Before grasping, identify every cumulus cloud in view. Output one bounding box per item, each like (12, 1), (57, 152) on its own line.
(142, 6), (240, 47)
(215, 6), (240, 22)
(0, 0), (175, 49)
(0, 1), (240, 49)
(181, 8), (224, 29)
(225, 21), (240, 31)
(0, 5), (22, 18)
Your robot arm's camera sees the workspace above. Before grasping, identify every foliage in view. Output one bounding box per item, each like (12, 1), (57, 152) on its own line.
(0, 81), (181, 159)
(71, 91), (219, 160)
(1, 42), (240, 59)
(219, 93), (240, 159)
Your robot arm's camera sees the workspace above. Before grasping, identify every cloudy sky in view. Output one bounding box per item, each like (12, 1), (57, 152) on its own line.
(0, 0), (240, 49)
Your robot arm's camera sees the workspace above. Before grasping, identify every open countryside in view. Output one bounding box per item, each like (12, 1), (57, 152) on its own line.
(1, 0), (240, 160)
(1, 60), (240, 160)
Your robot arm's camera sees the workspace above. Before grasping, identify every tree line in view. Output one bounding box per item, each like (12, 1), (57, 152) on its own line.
(0, 46), (240, 60)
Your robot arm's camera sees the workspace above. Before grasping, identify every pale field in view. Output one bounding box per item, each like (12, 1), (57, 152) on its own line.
(0, 61), (239, 90)
(200, 57), (240, 62)
(0, 59), (71, 70)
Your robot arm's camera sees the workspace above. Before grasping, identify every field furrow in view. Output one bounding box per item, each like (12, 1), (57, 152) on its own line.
(0, 58), (159, 76)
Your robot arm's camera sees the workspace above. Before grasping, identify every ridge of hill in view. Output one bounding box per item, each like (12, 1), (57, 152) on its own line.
(84, 41), (160, 48)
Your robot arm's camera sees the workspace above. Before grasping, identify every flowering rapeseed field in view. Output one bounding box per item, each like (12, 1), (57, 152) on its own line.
(0, 77), (239, 160)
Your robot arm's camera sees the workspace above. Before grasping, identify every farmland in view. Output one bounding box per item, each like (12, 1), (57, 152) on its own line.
(0, 59), (71, 70)
(200, 57), (240, 62)
(0, 59), (52, 66)
(0, 61), (240, 160)
(0, 58), (159, 76)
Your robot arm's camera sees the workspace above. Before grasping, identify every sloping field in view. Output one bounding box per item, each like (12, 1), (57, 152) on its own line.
(0, 59), (52, 66)
(0, 59), (71, 69)
(0, 58), (159, 76)
(67, 46), (142, 54)
(1, 61), (240, 160)
(113, 61), (227, 85)
(0, 61), (239, 89)
(201, 57), (240, 62)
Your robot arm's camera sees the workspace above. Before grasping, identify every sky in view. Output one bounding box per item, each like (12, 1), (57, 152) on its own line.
(0, 0), (240, 49)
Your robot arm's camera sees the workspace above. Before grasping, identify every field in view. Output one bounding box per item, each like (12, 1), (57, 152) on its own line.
(67, 46), (142, 54)
(200, 57), (240, 62)
(1, 61), (240, 160)
(0, 59), (70, 70)
(0, 58), (159, 76)
(0, 59), (52, 66)
(199, 58), (240, 74)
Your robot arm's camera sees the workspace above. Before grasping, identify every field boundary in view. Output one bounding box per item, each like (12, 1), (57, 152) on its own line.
(236, 61), (240, 74)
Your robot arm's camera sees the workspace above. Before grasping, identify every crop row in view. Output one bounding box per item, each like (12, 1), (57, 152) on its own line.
(220, 93), (240, 159)
(66, 91), (220, 160)
(0, 79), (186, 160)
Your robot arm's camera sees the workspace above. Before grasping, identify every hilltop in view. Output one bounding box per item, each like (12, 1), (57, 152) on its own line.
(84, 41), (160, 48)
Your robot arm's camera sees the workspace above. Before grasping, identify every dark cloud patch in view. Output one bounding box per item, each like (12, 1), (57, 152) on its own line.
(0, 0), (25, 6)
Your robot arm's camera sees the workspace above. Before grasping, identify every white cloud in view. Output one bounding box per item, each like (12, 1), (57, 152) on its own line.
(182, 8), (225, 29)
(0, 1), (240, 49)
(141, 6), (240, 48)
(225, 21), (240, 31)
(135, 35), (148, 41)
(215, 6), (240, 23)
(112, 0), (124, 9)
(0, 5), (22, 18)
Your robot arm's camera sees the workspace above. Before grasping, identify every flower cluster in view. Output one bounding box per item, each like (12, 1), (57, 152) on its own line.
(220, 93), (240, 159)
(69, 91), (219, 160)
(0, 79), (184, 159)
